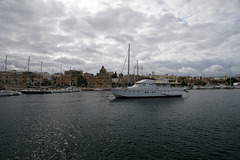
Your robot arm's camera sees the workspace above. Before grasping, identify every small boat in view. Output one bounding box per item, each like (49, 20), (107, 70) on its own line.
(0, 90), (22, 97)
(62, 87), (73, 93)
(62, 87), (81, 93)
(72, 88), (81, 92)
(10, 91), (22, 96)
(93, 88), (103, 91)
(52, 89), (63, 93)
(0, 90), (13, 97)
(21, 89), (53, 94)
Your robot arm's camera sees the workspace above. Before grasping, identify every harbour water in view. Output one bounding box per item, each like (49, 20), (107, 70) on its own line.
(0, 90), (240, 159)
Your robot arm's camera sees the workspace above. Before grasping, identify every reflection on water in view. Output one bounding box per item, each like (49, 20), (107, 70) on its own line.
(111, 96), (184, 105)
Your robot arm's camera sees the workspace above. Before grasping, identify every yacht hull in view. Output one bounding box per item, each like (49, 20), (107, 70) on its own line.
(111, 88), (183, 98)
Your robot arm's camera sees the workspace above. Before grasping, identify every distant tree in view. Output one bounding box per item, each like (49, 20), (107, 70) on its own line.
(195, 80), (206, 86)
(225, 78), (239, 86)
(43, 80), (52, 86)
(78, 76), (87, 87)
(181, 81), (188, 86)
(211, 80), (224, 85)
(178, 77), (188, 86)
(112, 71), (118, 78)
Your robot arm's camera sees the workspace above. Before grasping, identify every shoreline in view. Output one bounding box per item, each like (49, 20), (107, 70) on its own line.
(1, 86), (111, 91)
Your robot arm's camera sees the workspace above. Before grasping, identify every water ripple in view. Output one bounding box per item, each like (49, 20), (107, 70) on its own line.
(1, 90), (240, 159)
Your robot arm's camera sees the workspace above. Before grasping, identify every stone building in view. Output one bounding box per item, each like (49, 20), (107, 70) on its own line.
(54, 73), (69, 87)
(54, 70), (83, 87)
(152, 74), (178, 81)
(0, 71), (42, 88)
(65, 70), (83, 86)
(84, 72), (94, 80)
(87, 66), (112, 88)
(118, 75), (136, 87)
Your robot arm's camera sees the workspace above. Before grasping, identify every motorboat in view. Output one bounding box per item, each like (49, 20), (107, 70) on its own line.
(0, 90), (13, 97)
(21, 89), (53, 94)
(111, 79), (184, 98)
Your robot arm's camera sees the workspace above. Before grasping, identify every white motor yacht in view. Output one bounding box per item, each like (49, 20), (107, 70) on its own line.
(111, 79), (184, 98)
(110, 44), (185, 98)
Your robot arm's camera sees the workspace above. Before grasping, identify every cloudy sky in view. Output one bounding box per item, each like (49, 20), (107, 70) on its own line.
(0, 0), (240, 76)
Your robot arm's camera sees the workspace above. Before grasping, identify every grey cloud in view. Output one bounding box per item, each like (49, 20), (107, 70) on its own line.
(178, 67), (199, 76)
(85, 7), (146, 34)
(203, 65), (224, 76)
(105, 34), (134, 43)
(55, 57), (86, 66)
(59, 17), (94, 36)
(0, 0), (240, 76)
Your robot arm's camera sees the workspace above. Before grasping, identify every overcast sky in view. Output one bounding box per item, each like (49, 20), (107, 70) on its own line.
(0, 0), (240, 76)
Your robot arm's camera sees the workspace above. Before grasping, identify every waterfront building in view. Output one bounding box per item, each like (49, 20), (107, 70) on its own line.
(0, 71), (43, 88)
(152, 74), (178, 81)
(87, 66), (112, 88)
(111, 78), (119, 88)
(84, 72), (94, 79)
(53, 70), (83, 87)
(1, 67), (238, 89)
(54, 73), (68, 87)
(65, 70), (83, 86)
(0, 71), (10, 87)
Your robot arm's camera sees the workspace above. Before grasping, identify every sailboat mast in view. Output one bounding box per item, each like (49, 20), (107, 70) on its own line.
(27, 56), (30, 87)
(127, 44), (130, 86)
(229, 65), (232, 86)
(137, 60), (138, 81)
(41, 62), (42, 86)
(4, 55), (7, 87)
(5, 55), (7, 71)
(27, 56), (30, 72)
